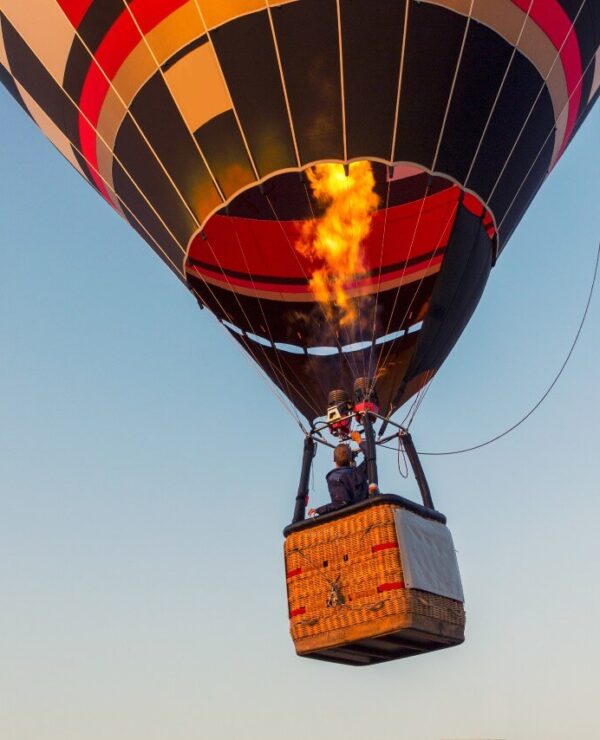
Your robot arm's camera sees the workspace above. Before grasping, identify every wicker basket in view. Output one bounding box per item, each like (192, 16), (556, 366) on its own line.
(283, 496), (465, 666)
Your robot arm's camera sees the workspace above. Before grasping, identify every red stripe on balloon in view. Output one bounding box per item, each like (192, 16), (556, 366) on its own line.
(56, 0), (95, 27)
(186, 252), (446, 296)
(192, 187), (464, 282)
(76, 0), (188, 198)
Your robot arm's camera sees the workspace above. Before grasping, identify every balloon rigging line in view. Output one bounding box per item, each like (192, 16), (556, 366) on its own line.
(63, 4), (311, 427)
(55, 3), (224, 224)
(227, 214), (324, 418)
(41, 115), (302, 429)
(8, 35), (303, 431)
(263, 192), (365, 381)
(199, 232), (312, 428)
(389, 0), (411, 162)
(366, 172), (393, 387)
(192, 0), (262, 179)
(121, 0), (228, 198)
(264, 2), (303, 168)
(415, 239), (599, 456)
(487, 0), (589, 205)
(372, 0), (586, 401)
(372, 1), (475, 386)
(90, 0), (593, 440)
(298, 179), (364, 395)
(227, 213), (315, 413)
(498, 46), (600, 233)
(406, 370), (435, 429)
(430, 0), (475, 172)
(371, 177), (430, 382)
(297, 178), (366, 385)
(398, 5), (598, 434)
(57, 0), (303, 432)
(367, 0), (410, 391)
(374, 196), (461, 387)
(264, 190), (363, 380)
(463, 0), (536, 187)
(8, 0), (592, 433)
(10, 3), (306, 430)
(336, 0), (348, 162)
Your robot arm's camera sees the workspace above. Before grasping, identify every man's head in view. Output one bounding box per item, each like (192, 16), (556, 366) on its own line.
(334, 443), (352, 467)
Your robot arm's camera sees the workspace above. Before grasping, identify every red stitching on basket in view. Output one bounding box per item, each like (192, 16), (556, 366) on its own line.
(286, 567), (302, 578)
(371, 542), (398, 553)
(290, 607), (306, 617)
(377, 581), (405, 593)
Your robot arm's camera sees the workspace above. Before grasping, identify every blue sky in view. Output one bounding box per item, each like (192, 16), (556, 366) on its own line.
(0, 88), (599, 740)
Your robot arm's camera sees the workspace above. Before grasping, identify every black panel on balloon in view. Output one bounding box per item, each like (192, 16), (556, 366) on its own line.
(113, 156), (186, 276)
(194, 111), (255, 199)
(62, 36), (94, 146)
(402, 207), (492, 391)
(0, 60), (29, 117)
(393, 2), (467, 167)
(339, 0), (406, 162)
(211, 10), (297, 177)
(272, 0), (344, 163)
(77, 0), (124, 53)
(435, 21), (514, 183)
(465, 52), (553, 205)
(487, 83), (553, 229)
(126, 72), (221, 223)
(0, 16), (93, 185)
(1, 16), (74, 140)
(218, 171), (314, 221)
(114, 110), (198, 252)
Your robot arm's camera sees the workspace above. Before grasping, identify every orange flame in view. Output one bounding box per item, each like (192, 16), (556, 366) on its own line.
(297, 161), (380, 326)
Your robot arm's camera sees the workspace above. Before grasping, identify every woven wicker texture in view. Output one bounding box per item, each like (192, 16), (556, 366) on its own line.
(284, 502), (465, 648)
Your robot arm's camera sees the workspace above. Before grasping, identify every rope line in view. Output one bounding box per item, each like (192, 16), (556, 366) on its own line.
(417, 239), (599, 456)
(8, 3), (306, 430)
(377, 0), (589, 421)
(372, 1), (476, 387)
(228, 214), (322, 419)
(7, 0), (594, 432)
(264, 192), (364, 381)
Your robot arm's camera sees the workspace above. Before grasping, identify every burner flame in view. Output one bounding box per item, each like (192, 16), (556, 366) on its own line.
(296, 161), (379, 326)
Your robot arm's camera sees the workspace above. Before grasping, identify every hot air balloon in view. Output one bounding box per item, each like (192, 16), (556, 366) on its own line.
(1, 0), (599, 665)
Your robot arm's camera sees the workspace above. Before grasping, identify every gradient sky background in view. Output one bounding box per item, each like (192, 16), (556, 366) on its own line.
(1, 84), (599, 740)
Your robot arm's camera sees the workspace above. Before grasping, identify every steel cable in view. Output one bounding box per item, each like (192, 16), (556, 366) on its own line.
(417, 239), (599, 456)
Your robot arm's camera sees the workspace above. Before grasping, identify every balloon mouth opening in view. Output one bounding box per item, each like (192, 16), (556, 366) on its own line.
(186, 160), (496, 282)
(185, 161), (496, 353)
(221, 318), (424, 356)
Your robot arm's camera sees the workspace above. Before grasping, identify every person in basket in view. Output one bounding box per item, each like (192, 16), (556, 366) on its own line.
(308, 431), (369, 516)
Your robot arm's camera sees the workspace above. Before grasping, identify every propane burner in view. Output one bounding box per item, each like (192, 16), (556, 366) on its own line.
(353, 377), (379, 420)
(326, 389), (353, 438)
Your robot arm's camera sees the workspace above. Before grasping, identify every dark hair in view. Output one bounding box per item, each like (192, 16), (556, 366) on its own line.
(334, 443), (352, 467)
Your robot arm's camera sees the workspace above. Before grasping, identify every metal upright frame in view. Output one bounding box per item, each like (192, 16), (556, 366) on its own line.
(291, 410), (435, 523)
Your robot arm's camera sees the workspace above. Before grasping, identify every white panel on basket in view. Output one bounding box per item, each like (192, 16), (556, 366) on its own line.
(393, 509), (464, 603)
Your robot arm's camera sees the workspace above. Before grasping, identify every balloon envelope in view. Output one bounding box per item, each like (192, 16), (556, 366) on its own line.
(1, 0), (599, 420)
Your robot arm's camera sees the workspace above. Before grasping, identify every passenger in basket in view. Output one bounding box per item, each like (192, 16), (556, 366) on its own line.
(308, 431), (369, 517)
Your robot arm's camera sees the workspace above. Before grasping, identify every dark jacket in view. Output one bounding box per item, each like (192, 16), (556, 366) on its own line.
(316, 444), (368, 516)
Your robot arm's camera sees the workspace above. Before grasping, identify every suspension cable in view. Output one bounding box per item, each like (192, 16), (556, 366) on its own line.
(417, 240), (599, 456)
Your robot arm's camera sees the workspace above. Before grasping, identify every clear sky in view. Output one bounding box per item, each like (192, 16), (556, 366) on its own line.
(0, 87), (599, 740)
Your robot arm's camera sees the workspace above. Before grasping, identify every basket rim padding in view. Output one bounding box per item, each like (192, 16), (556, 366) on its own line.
(283, 493), (446, 537)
